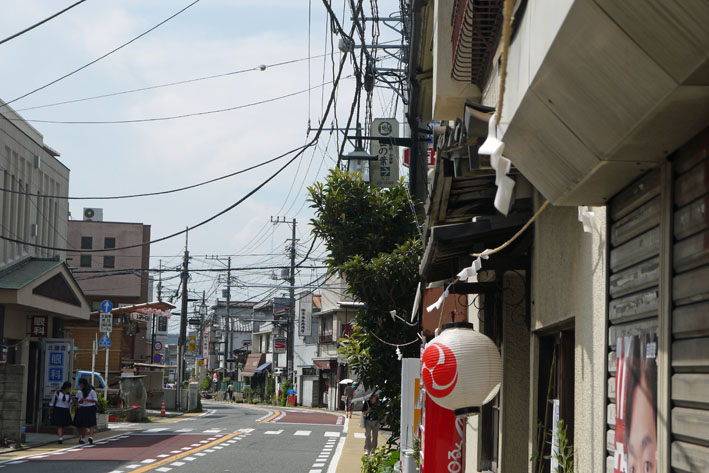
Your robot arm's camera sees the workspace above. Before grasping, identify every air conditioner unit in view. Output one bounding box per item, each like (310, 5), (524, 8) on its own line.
(83, 208), (103, 221)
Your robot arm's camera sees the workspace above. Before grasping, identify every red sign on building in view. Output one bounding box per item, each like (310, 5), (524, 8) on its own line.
(421, 393), (465, 473)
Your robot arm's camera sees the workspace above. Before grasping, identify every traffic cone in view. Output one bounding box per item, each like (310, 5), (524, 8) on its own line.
(160, 399), (166, 417)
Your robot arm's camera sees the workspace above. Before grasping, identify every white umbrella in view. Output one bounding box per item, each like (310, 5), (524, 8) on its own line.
(339, 378), (354, 385)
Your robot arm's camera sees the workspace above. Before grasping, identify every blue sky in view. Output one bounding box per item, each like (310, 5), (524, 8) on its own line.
(0, 0), (404, 316)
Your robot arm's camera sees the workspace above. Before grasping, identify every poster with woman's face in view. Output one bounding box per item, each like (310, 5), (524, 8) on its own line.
(613, 331), (658, 473)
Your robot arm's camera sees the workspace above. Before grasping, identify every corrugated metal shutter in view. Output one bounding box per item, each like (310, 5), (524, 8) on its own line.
(605, 128), (709, 472)
(670, 130), (709, 472)
(606, 168), (662, 472)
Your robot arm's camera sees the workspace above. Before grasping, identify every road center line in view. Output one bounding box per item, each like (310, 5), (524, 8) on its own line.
(130, 432), (238, 473)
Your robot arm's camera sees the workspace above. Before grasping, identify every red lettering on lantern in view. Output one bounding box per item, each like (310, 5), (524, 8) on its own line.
(421, 342), (458, 397)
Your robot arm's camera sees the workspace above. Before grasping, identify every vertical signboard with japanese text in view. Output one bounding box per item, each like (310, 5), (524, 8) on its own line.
(421, 393), (465, 473)
(370, 118), (399, 188)
(156, 314), (169, 344)
(298, 293), (313, 337)
(43, 339), (73, 398)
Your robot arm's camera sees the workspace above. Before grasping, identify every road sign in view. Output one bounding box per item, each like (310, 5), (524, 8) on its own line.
(154, 341), (163, 352)
(188, 342), (197, 352)
(370, 118), (399, 188)
(99, 313), (113, 333)
(98, 333), (112, 348)
(100, 300), (113, 313)
(153, 354), (163, 363)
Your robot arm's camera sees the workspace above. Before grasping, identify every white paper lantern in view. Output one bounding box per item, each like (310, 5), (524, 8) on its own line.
(421, 322), (502, 416)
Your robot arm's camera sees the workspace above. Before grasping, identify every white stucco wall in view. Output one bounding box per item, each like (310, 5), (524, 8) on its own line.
(530, 200), (607, 473)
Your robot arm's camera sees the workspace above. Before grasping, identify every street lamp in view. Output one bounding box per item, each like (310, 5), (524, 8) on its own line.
(341, 122), (377, 180)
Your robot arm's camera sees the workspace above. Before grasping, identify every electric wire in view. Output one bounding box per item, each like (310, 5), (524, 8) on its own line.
(14, 53), (331, 113)
(1, 0), (202, 108)
(0, 42), (351, 253)
(0, 0), (88, 47)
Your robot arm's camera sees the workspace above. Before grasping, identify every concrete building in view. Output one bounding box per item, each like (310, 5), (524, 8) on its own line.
(315, 276), (355, 411)
(66, 219), (151, 310)
(0, 101), (91, 438)
(408, 2), (708, 472)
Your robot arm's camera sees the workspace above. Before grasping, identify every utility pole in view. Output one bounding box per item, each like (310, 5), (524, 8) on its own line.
(271, 216), (297, 384)
(199, 290), (205, 363)
(151, 259), (162, 362)
(177, 231), (189, 410)
(226, 256), (232, 374)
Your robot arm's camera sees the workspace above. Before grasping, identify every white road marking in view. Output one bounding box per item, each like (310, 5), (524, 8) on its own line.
(314, 463), (326, 467)
(199, 440), (209, 443)
(203, 449), (216, 453)
(180, 447), (192, 450)
(324, 432), (340, 437)
(176, 429), (193, 432)
(170, 450), (182, 454)
(309, 470), (323, 473)
(183, 456), (197, 461)
(294, 430), (312, 436)
(202, 429), (221, 433)
(170, 461), (185, 466)
(327, 436), (347, 473)
(146, 428), (169, 432)
(156, 468), (172, 472)
(212, 445), (224, 449)
(141, 459), (156, 464)
(190, 443), (201, 447)
(157, 454), (170, 458)
(194, 452), (206, 456)
(265, 430), (283, 435)
(125, 465), (140, 469)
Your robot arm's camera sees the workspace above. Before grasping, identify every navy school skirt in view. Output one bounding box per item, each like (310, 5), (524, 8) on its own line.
(50, 407), (73, 427)
(73, 405), (97, 428)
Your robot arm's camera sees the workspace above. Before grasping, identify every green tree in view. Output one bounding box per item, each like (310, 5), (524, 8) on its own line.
(308, 169), (421, 437)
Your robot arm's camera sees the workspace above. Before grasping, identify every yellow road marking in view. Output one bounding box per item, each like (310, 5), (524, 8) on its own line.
(258, 410), (281, 424)
(132, 432), (238, 473)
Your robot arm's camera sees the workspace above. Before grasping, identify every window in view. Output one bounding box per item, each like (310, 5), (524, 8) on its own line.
(80, 255), (91, 267)
(103, 256), (115, 268)
(533, 327), (575, 473)
(80, 236), (92, 249)
(104, 237), (115, 249)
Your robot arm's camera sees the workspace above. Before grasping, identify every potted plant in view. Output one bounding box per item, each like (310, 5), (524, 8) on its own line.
(96, 393), (109, 430)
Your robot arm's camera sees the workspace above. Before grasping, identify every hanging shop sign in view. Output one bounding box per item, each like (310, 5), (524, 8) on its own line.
(421, 322), (501, 416)
(421, 392), (465, 473)
(274, 337), (287, 353)
(369, 118), (399, 188)
(31, 316), (48, 337)
(298, 293), (313, 337)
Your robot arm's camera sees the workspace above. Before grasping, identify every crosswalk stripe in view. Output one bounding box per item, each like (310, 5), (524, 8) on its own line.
(264, 430), (283, 435)
(324, 432), (340, 437)
(294, 430), (312, 436)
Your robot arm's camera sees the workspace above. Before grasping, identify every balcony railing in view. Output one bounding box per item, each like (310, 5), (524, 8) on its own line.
(451, 0), (504, 87)
(319, 332), (333, 344)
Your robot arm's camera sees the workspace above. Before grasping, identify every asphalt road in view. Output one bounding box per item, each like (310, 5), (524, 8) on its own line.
(0, 402), (346, 473)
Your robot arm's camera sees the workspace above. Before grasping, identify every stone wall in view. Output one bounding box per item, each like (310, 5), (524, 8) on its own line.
(0, 364), (26, 443)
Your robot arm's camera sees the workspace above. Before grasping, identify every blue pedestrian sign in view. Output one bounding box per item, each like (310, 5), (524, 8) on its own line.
(99, 333), (112, 348)
(100, 300), (113, 313)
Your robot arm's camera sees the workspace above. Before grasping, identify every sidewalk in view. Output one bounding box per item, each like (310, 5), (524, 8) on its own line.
(337, 412), (389, 473)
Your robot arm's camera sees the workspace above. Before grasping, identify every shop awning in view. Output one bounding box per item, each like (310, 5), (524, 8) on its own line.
(313, 358), (338, 371)
(241, 353), (265, 375)
(254, 362), (272, 374)
(420, 212), (533, 282)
